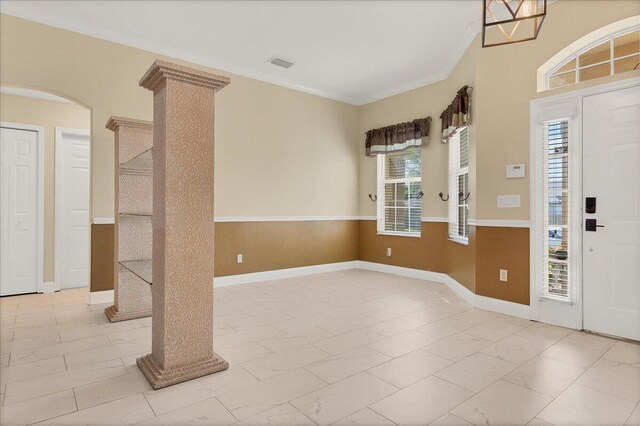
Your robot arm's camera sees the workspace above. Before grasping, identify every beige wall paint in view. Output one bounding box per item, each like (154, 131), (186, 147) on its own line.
(358, 0), (639, 221)
(0, 94), (90, 282)
(0, 14), (360, 220)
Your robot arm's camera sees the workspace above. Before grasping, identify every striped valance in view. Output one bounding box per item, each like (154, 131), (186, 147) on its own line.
(440, 86), (472, 144)
(365, 117), (431, 156)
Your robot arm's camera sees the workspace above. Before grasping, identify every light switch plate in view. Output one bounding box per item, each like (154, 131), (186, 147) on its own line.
(497, 195), (521, 208)
(506, 164), (525, 179)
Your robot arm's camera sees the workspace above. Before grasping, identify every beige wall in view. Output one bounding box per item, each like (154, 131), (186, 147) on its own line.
(0, 14), (360, 220)
(0, 94), (90, 282)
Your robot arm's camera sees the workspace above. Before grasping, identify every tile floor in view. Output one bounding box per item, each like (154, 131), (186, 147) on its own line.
(0, 269), (638, 425)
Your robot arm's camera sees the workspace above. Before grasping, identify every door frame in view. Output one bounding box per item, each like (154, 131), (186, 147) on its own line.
(0, 121), (47, 294)
(529, 78), (640, 330)
(55, 127), (91, 291)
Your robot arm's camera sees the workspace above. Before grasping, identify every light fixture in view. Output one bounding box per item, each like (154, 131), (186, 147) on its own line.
(482, 0), (547, 48)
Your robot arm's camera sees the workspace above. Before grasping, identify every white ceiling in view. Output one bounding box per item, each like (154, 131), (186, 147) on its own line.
(1, 1), (483, 105)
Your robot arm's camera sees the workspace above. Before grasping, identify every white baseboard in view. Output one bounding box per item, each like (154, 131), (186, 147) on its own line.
(213, 261), (360, 287)
(356, 261), (530, 320)
(88, 289), (114, 305)
(89, 260), (531, 320)
(39, 281), (58, 294)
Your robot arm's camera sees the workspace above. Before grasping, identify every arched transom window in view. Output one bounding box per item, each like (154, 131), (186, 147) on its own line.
(546, 28), (639, 90)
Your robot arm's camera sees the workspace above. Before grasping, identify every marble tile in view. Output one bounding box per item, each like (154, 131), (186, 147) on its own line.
(0, 356), (66, 386)
(106, 326), (151, 344)
(538, 384), (636, 426)
(319, 314), (380, 335)
(217, 341), (274, 365)
(36, 394), (155, 425)
(503, 355), (586, 398)
(430, 413), (473, 425)
(416, 317), (476, 339)
(224, 311), (293, 331)
(370, 375), (474, 425)
(423, 333), (493, 361)
(9, 335), (111, 366)
(304, 346), (391, 383)
(366, 316), (426, 337)
(451, 380), (553, 425)
(259, 327), (334, 352)
(0, 389), (77, 426)
(368, 349), (452, 388)
(291, 372), (397, 425)
(515, 322), (573, 345)
(144, 365), (258, 415)
(0, 333), (61, 354)
(333, 408), (396, 426)
(527, 418), (555, 426)
(465, 320), (524, 342)
(236, 403), (315, 425)
(218, 368), (327, 420)
(481, 334), (552, 365)
(604, 341), (640, 367)
(576, 358), (640, 402)
(137, 396), (237, 425)
(74, 369), (152, 409)
(312, 328), (384, 355)
(367, 330), (438, 358)
(626, 403), (640, 426)
(540, 332), (613, 368)
(434, 352), (517, 392)
(241, 344), (331, 380)
(215, 324), (283, 350)
(64, 339), (150, 370)
(4, 358), (128, 405)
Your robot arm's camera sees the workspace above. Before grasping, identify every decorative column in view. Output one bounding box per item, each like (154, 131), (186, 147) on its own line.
(105, 117), (153, 322)
(136, 60), (230, 389)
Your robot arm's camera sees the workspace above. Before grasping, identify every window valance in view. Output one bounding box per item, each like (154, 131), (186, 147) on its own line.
(365, 117), (431, 156)
(440, 86), (472, 144)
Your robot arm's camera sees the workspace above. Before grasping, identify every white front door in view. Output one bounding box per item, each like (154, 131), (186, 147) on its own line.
(583, 85), (640, 340)
(55, 128), (90, 289)
(0, 127), (39, 296)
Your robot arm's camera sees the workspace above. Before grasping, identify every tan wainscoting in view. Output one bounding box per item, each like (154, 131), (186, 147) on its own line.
(90, 220), (360, 291)
(215, 220), (359, 276)
(358, 220), (476, 293)
(475, 226), (530, 305)
(91, 224), (115, 292)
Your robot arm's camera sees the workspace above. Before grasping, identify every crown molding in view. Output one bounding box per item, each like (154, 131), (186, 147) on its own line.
(139, 60), (231, 92)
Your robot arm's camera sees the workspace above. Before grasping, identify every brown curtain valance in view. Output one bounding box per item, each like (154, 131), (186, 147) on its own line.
(440, 86), (472, 144)
(365, 117), (431, 156)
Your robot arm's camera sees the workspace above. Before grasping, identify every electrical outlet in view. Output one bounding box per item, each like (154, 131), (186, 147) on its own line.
(386, 248), (392, 257)
(237, 254), (243, 264)
(500, 269), (508, 282)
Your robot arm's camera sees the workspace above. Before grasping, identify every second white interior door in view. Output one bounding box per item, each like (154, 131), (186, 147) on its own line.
(55, 128), (90, 290)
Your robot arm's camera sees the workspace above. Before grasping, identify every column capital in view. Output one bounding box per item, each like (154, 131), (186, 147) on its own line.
(139, 60), (231, 92)
(105, 116), (153, 132)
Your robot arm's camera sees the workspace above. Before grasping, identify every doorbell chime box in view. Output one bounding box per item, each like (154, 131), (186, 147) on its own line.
(506, 164), (525, 179)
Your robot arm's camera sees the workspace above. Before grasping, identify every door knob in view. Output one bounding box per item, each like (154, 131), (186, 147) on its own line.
(585, 219), (605, 232)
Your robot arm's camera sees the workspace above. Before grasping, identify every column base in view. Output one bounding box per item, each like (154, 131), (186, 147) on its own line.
(104, 305), (152, 322)
(136, 352), (229, 390)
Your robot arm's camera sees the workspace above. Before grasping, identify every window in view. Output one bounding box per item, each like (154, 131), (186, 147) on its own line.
(542, 120), (570, 300)
(547, 28), (639, 90)
(448, 127), (469, 243)
(376, 147), (422, 236)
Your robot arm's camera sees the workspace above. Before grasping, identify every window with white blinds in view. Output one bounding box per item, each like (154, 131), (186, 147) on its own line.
(376, 147), (422, 236)
(448, 127), (469, 242)
(542, 120), (571, 300)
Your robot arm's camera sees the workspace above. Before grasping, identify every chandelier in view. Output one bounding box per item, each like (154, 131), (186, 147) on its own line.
(482, 0), (547, 48)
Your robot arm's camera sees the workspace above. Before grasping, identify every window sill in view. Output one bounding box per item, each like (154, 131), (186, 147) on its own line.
(539, 294), (573, 305)
(448, 236), (469, 246)
(377, 231), (422, 238)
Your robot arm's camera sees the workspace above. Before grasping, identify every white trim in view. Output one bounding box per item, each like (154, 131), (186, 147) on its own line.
(538, 16), (640, 92)
(213, 261), (360, 287)
(475, 294), (532, 319)
(88, 289), (114, 305)
(421, 216), (448, 223)
(0, 121), (45, 294)
(468, 219), (530, 228)
(360, 216), (377, 221)
(377, 231), (421, 238)
(214, 216), (362, 222)
(41, 281), (57, 294)
(93, 217), (115, 225)
(55, 127), (91, 293)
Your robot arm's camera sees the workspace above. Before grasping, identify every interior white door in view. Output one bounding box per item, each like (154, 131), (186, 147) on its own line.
(583, 85), (640, 340)
(0, 127), (39, 296)
(55, 128), (90, 289)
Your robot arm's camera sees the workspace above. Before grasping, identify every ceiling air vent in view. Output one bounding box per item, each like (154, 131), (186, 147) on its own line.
(269, 57), (294, 69)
